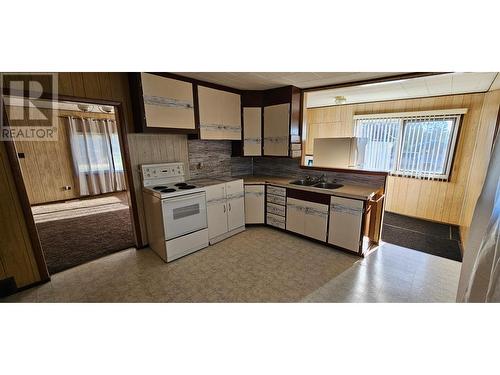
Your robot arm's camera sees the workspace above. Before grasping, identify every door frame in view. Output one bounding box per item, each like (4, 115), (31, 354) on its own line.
(1, 88), (143, 282)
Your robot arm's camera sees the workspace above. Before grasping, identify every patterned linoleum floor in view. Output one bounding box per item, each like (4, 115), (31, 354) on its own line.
(2, 227), (360, 302)
(303, 241), (461, 302)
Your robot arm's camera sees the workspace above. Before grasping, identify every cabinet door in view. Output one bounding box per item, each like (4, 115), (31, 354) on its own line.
(221, 90), (242, 140)
(244, 185), (265, 224)
(243, 107), (262, 156)
(199, 86), (241, 140)
(198, 86), (223, 139)
(304, 201), (329, 242)
(263, 103), (290, 156)
(226, 179), (245, 231)
(207, 202), (228, 239)
(141, 73), (195, 129)
(228, 196), (245, 231)
(328, 196), (364, 252)
(226, 179), (244, 199)
(205, 183), (228, 239)
(286, 197), (305, 235)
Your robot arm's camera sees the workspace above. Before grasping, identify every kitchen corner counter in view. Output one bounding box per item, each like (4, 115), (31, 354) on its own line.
(237, 175), (380, 201)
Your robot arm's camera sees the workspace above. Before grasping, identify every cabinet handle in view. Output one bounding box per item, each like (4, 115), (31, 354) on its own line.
(223, 204), (226, 213)
(229, 202), (231, 211)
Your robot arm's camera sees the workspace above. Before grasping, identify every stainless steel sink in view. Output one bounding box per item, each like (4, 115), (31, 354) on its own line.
(312, 182), (344, 189)
(290, 179), (316, 186)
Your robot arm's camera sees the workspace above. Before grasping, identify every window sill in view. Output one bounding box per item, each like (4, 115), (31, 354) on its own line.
(389, 173), (450, 182)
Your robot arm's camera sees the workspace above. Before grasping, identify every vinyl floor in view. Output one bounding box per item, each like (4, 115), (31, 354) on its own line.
(3, 227), (461, 303)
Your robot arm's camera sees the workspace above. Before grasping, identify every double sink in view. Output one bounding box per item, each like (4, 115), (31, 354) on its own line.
(290, 179), (343, 190)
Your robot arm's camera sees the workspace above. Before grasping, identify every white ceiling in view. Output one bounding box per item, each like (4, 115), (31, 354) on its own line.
(175, 72), (401, 90)
(306, 72), (499, 108)
(490, 73), (500, 91)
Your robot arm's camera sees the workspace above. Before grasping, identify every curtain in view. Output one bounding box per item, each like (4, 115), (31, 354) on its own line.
(67, 116), (126, 196)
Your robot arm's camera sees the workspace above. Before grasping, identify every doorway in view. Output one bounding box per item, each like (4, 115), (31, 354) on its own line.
(4, 96), (138, 275)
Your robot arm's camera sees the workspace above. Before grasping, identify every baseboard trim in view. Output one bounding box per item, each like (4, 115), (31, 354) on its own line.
(0, 277), (49, 299)
(209, 226), (246, 245)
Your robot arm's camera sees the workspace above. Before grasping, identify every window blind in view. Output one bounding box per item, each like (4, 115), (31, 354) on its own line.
(354, 110), (464, 180)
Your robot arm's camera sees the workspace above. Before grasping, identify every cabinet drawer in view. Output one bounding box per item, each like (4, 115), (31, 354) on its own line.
(267, 185), (286, 197)
(267, 202), (286, 217)
(267, 193), (286, 206)
(267, 213), (286, 229)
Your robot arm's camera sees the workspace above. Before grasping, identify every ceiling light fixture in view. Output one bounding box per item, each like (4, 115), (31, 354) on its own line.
(334, 96), (347, 104)
(77, 104), (93, 112)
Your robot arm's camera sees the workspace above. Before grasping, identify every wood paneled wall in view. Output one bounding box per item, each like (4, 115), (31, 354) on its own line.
(306, 93), (486, 225)
(0, 141), (41, 288)
(460, 89), (500, 244)
(11, 108), (116, 205)
(127, 133), (189, 243)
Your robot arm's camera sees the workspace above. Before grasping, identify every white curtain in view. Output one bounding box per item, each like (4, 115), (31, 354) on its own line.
(67, 116), (126, 196)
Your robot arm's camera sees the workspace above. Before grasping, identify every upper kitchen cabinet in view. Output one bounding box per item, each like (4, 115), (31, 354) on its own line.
(129, 73), (197, 133)
(263, 86), (302, 157)
(263, 103), (290, 156)
(233, 86), (302, 157)
(198, 86), (242, 140)
(242, 107), (262, 156)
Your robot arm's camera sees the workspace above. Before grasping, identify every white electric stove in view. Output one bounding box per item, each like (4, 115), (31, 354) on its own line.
(141, 162), (209, 262)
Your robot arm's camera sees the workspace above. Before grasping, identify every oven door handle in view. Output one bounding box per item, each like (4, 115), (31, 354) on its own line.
(163, 192), (206, 204)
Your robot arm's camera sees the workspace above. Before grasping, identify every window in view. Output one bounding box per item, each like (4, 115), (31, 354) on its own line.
(74, 133), (124, 173)
(354, 110), (464, 180)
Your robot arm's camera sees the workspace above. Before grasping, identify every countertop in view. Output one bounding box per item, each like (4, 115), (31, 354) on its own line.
(236, 175), (380, 201)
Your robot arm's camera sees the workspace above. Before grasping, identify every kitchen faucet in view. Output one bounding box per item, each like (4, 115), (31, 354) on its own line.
(312, 174), (327, 183)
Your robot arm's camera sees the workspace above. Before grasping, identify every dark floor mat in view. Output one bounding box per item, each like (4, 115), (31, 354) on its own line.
(382, 225), (462, 262)
(384, 212), (452, 239)
(451, 226), (461, 241)
(382, 212), (462, 262)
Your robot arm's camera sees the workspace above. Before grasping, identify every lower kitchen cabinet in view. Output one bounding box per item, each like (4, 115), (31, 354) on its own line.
(328, 195), (364, 253)
(227, 180), (245, 231)
(304, 201), (329, 241)
(251, 183), (371, 255)
(206, 183), (228, 240)
(206, 179), (245, 244)
(244, 184), (265, 224)
(285, 197), (304, 235)
(286, 197), (328, 242)
(266, 185), (286, 229)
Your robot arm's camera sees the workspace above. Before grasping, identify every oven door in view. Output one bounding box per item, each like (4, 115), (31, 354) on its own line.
(162, 192), (207, 240)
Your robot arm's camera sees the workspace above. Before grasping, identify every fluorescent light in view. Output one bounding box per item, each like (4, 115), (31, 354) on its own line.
(358, 78), (412, 88)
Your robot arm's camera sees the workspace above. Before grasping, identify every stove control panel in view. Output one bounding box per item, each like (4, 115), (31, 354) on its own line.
(141, 163), (184, 180)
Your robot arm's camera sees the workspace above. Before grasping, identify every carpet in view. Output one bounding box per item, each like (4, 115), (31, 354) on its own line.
(382, 212), (462, 262)
(33, 193), (135, 274)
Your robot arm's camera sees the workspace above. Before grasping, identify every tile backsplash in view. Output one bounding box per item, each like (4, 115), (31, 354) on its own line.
(188, 140), (252, 179)
(187, 140), (385, 188)
(252, 157), (386, 187)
